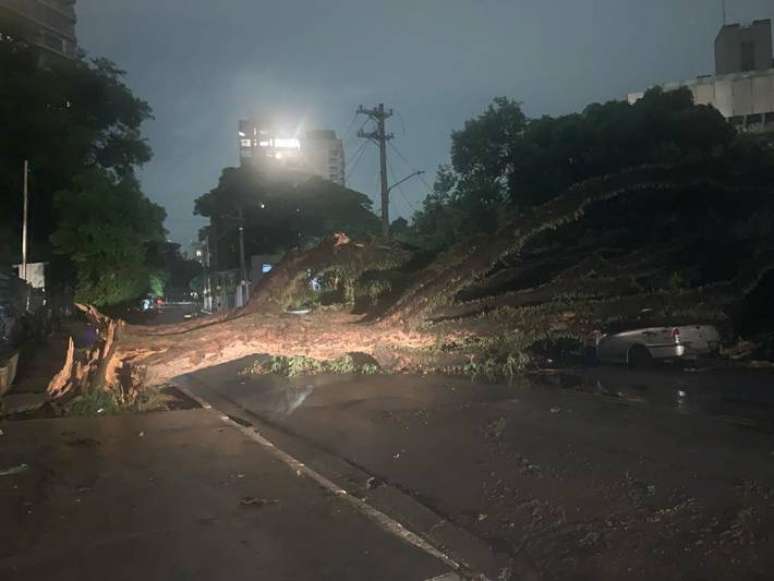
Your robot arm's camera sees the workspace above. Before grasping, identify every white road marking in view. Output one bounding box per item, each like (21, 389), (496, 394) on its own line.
(175, 379), (472, 580)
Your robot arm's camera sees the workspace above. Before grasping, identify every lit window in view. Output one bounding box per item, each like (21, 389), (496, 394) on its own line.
(274, 138), (301, 149)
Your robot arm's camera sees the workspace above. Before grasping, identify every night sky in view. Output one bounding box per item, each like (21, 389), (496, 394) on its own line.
(76, 0), (774, 248)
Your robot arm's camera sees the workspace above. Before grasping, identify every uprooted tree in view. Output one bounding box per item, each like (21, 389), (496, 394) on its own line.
(46, 88), (774, 402)
(47, 159), (774, 401)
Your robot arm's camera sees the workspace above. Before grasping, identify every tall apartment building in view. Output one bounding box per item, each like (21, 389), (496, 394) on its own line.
(0, 0), (78, 59)
(302, 129), (346, 186)
(628, 19), (774, 134)
(238, 120), (346, 186)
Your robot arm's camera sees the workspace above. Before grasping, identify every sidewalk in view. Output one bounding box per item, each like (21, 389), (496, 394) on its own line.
(0, 410), (452, 581)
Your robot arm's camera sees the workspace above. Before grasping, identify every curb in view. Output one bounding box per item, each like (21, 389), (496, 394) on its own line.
(174, 374), (513, 581)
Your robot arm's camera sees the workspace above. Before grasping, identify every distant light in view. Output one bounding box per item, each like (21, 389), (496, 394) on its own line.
(195, 249), (203, 257)
(275, 152), (283, 160)
(260, 203), (266, 209)
(238, 131), (246, 137)
(258, 140), (270, 147)
(274, 137), (301, 149)
(261, 264), (273, 274)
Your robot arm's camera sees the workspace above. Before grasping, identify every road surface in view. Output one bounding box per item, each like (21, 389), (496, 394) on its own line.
(185, 359), (774, 580)
(0, 409), (458, 580)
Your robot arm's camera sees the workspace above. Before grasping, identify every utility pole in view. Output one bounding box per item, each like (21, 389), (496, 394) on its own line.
(357, 104), (394, 238)
(203, 232), (212, 313)
(237, 205), (248, 307)
(22, 160), (30, 312)
(21, 160), (28, 282)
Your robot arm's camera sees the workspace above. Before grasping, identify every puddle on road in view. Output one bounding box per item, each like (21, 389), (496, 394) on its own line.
(532, 367), (774, 432)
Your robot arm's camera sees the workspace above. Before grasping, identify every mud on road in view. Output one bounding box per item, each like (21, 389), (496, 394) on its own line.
(189, 360), (774, 580)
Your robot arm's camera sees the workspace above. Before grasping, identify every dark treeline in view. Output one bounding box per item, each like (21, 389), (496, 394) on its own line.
(404, 89), (773, 251)
(0, 36), (196, 306)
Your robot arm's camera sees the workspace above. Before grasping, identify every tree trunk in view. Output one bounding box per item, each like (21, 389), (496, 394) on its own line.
(47, 234), (434, 398)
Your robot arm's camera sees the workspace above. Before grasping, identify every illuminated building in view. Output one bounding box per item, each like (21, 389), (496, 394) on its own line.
(239, 119), (303, 170)
(238, 120), (346, 185)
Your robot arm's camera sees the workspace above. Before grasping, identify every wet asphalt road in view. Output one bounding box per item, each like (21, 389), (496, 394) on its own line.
(188, 358), (774, 580)
(0, 410), (452, 581)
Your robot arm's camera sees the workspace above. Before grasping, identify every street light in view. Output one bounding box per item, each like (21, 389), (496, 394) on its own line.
(388, 170), (425, 195)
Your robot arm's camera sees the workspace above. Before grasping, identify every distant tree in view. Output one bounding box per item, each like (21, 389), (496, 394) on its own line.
(389, 217), (410, 240)
(408, 165), (467, 250)
(194, 166), (380, 268)
(506, 87), (735, 207)
(409, 87), (739, 247)
(145, 241), (202, 297)
(50, 169), (166, 306)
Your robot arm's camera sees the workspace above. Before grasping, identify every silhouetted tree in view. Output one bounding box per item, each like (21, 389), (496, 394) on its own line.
(194, 166), (380, 268)
(0, 36), (153, 270)
(410, 87), (740, 247)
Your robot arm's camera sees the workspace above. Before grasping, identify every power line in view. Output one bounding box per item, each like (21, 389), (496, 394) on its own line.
(387, 159), (418, 214)
(342, 110), (359, 140)
(343, 117), (370, 151)
(394, 109), (407, 136)
(345, 140), (369, 183)
(388, 141), (434, 196)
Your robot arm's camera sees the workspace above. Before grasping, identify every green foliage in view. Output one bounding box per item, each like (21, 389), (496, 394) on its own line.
(241, 354), (381, 377)
(461, 333), (534, 380)
(51, 169), (166, 305)
(669, 271), (687, 290)
(67, 389), (123, 416)
(148, 272), (167, 298)
(408, 88), (741, 249)
(195, 167), (380, 269)
(0, 37), (153, 267)
(146, 241), (202, 296)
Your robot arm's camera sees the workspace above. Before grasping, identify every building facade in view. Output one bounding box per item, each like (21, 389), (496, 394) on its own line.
(715, 19), (773, 75)
(302, 129), (346, 186)
(238, 120), (346, 185)
(0, 0), (78, 59)
(628, 19), (774, 134)
(238, 119), (304, 170)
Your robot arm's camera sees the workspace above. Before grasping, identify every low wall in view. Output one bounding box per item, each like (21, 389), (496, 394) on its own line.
(0, 350), (20, 396)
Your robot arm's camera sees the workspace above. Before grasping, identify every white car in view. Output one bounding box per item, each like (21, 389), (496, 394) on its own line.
(596, 325), (721, 367)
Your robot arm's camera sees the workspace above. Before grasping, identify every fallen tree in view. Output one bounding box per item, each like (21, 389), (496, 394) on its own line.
(46, 163), (774, 401)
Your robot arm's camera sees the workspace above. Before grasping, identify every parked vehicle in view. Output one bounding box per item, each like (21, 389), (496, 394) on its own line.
(596, 325), (721, 367)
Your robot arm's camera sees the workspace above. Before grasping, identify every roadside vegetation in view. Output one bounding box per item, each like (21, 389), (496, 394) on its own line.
(241, 354), (381, 378)
(0, 37), (179, 306)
